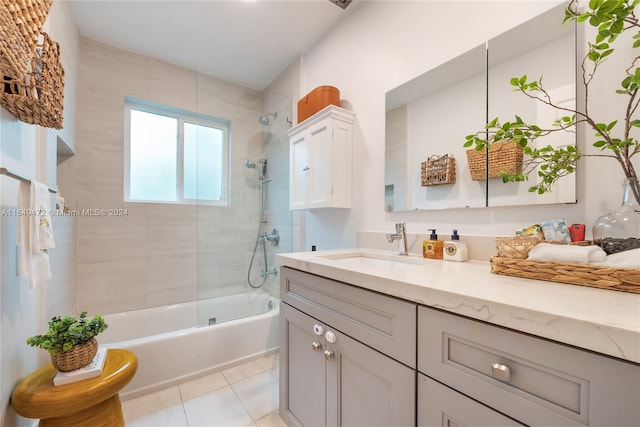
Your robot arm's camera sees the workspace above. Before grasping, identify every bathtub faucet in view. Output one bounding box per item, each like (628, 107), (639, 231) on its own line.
(260, 268), (278, 278)
(386, 223), (408, 255)
(261, 229), (280, 247)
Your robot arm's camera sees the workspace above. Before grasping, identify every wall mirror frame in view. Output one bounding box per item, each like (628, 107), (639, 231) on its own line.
(385, 2), (577, 212)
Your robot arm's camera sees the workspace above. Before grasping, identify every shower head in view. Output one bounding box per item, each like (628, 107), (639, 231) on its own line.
(244, 159), (267, 180)
(258, 112), (278, 126)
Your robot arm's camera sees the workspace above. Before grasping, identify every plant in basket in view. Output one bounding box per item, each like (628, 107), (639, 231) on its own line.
(26, 311), (108, 372)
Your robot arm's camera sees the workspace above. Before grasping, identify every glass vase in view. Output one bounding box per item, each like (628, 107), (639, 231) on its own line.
(592, 178), (640, 254)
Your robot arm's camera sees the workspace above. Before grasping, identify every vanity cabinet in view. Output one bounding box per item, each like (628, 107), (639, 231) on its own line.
(288, 105), (354, 210)
(279, 267), (416, 427)
(417, 306), (640, 427)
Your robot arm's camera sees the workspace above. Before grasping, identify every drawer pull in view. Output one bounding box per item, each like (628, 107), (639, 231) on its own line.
(312, 341), (322, 352)
(324, 350), (335, 360)
(491, 363), (511, 383)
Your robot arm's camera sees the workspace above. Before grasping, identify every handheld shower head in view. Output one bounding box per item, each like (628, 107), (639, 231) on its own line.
(244, 159), (267, 180)
(258, 112), (278, 126)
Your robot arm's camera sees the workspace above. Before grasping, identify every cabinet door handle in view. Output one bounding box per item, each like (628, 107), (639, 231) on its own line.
(324, 350), (335, 360)
(312, 341), (322, 352)
(491, 363), (511, 383)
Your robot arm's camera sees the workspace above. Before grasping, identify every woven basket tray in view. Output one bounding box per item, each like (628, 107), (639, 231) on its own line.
(4, 0), (53, 54)
(1, 32), (64, 129)
(490, 256), (640, 294)
(0, 5), (32, 79)
(466, 141), (523, 181)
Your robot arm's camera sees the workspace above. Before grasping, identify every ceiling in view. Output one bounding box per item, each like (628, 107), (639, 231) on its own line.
(68, 0), (358, 91)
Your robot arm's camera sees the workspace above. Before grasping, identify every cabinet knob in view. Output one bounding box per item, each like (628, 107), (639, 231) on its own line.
(312, 341), (322, 352)
(324, 350), (335, 360)
(491, 363), (511, 383)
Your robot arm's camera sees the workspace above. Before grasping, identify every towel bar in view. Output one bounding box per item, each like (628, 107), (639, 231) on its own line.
(0, 167), (57, 194)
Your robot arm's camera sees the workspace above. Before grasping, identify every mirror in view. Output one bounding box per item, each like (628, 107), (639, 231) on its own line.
(385, 3), (576, 212)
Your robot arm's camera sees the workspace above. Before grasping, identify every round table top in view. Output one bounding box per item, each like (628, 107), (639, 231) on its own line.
(11, 348), (137, 419)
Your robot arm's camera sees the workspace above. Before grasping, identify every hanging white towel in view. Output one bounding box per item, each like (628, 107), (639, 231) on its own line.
(17, 180), (55, 288)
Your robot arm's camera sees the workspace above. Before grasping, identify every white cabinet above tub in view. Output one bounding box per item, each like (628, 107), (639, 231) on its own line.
(288, 105), (354, 210)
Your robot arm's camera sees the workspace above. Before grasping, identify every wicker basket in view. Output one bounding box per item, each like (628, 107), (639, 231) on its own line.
(0, 6), (32, 79)
(421, 154), (456, 186)
(1, 32), (64, 129)
(466, 141), (523, 181)
(4, 0), (53, 55)
(51, 338), (98, 372)
(490, 257), (640, 294)
(495, 236), (541, 259)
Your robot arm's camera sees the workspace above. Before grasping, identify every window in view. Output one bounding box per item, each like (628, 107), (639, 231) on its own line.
(124, 99), (230, 205)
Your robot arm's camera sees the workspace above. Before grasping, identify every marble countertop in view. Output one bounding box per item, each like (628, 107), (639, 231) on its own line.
(276, 248), (640, 364)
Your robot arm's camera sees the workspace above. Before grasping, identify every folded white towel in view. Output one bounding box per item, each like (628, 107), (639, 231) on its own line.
(17, 180), (55, 288)
(527, 243), (607, 265)
(594, 248), (640, 269)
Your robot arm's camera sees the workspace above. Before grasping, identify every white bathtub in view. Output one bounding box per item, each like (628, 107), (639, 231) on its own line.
(101, 292), (279, 399)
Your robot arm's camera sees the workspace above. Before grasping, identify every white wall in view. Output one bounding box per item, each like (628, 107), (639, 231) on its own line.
(0, 2), (79, 425)
(296, 0), (639, 250)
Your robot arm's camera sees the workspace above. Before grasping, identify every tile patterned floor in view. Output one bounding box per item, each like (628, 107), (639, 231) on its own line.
(122, 354), (286, 427)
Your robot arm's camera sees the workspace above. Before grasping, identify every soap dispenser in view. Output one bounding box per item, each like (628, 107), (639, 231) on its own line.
(444, 230), (468, 262)
(423, 229), (444, 259)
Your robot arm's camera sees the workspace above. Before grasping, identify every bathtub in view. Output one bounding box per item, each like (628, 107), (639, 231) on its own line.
(101, 292), (279, 399)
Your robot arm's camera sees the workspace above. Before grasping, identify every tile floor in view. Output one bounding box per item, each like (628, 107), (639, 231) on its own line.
(122, 354), (287, 427)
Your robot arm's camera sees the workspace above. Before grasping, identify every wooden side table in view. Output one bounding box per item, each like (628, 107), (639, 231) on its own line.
(11, 349), (137, 427)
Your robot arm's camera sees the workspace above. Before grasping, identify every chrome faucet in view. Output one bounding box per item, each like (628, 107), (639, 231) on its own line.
(386, 223), (408, 255)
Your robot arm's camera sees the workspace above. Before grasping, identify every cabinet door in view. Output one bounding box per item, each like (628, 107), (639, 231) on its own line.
(290, 132), (309, 209)
(307, 121), (332, 208)
(418, 374), (524, 427)
(326, 328), (415, 427)
(280, 303), (326, 427)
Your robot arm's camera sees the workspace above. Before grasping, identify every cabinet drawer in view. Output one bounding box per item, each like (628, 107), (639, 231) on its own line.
(418, 374), (523, 427)
(281, 267), (416, 368)
(418, 306), (640, 427)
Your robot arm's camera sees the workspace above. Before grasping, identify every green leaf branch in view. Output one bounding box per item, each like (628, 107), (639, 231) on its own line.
(464, 0), (640, 204)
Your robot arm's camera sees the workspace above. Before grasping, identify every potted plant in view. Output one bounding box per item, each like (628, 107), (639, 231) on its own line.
(464, 0), (640, 252)
(27, 311), (108, 372)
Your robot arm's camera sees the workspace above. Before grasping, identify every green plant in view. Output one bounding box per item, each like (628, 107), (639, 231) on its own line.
(26, 311), (108, 355)
(464, 0), (640, 204)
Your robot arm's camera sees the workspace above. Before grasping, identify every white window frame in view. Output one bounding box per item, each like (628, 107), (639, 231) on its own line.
(124, 98), (230, 206)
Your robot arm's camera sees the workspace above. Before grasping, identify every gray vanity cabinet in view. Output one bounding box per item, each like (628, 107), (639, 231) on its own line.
(418, 374), (524, 427)
(279, 267), (416, 427)
(417, 306), (640, 427)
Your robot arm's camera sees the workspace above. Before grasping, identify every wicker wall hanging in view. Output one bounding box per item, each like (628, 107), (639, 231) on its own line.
(1, 32), (64, 129)
(466, 140), (523, 181)
(421, 154), (456, 186)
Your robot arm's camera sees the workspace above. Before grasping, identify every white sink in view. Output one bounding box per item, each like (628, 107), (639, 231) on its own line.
(317, 250), (431, 266)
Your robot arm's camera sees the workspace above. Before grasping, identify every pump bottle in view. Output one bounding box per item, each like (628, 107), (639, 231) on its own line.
(443, 230), (468, 262)
(423, 229), (443, 259)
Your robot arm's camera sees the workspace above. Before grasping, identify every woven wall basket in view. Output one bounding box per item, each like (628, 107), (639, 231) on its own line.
(421, 154), (456, 186)
(4, 0), (53, 55)
(0, 5), (32, 79)
(1, 32), (64, 129)
(51, 338), (98, 372)
(466, 141), (524, 181)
